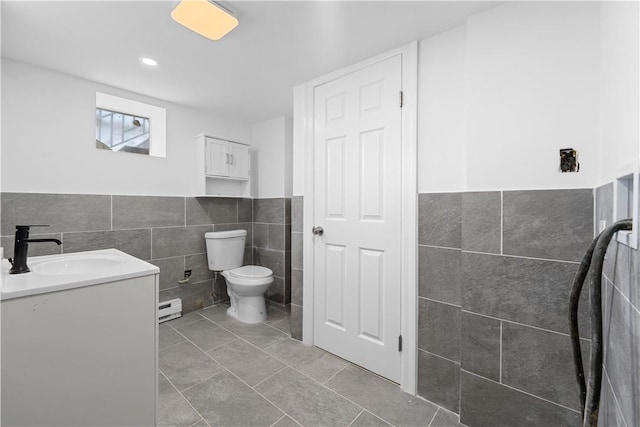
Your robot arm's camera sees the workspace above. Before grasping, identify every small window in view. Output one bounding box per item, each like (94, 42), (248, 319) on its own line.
(96, 108), (150, 155)
(95, 92), (166, 157)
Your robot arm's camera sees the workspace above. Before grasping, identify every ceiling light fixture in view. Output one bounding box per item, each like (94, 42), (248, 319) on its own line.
(170, 0), (238, 41)
(140, 57), (159, 67)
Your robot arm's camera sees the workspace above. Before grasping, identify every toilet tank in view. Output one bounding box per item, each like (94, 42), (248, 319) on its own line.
(204, 230), (247, 271)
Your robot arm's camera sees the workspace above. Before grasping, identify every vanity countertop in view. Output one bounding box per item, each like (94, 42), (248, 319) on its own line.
(1, 249), (159, 301)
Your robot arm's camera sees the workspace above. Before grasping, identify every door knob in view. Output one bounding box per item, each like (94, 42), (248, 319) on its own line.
(312, 226), (324, 236)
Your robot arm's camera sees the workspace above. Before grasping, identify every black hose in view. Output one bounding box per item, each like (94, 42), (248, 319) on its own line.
(569, 233), (599, 413)
(569, 218), (632, 427)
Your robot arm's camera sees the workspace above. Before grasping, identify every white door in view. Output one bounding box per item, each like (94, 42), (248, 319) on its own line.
(313, 55), (402, 382)
(205, 138), (229, 177)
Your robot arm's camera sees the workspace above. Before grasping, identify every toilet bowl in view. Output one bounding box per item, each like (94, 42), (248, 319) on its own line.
(205, 230), (274, 324)
(222, 266), (273, 323)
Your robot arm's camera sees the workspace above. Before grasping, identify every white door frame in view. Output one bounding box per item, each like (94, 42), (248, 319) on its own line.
(301, 41), (418, 394)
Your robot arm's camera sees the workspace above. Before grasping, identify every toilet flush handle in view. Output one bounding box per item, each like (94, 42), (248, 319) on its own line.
(312, 226), (324, 236)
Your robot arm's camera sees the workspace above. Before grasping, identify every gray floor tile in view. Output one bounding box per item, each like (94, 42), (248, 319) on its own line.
(350, 410), (392, 426)
(221, 320), (290, 349)
(264, 339), (348, 383)
(264, 305), (290, 326)
(168, 311), (205, 327)
(175, 319), (237, 352)
(272, 415), (302, 427)
(200, 304), (234, 325)
(270, 318), (291, 334)
(430, 407), (465, 427)
(256, 368), (361, 427)
(207, 339), (286, 386)
(159, 341), (222, 391)
(159, 323), (185, 350)
(191, 421), (208, 427)
(183, 370), (283, 427)
(326, 365), (439, 427)
(157, 373), (202, 427)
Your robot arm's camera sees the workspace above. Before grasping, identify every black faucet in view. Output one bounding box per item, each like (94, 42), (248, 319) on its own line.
(9, 225), (62, 274)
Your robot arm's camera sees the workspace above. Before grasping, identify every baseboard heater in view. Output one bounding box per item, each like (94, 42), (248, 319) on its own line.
(158, 298), (182, 323)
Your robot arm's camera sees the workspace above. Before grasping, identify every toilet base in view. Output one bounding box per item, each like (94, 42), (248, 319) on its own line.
(227, 296), (267, 324)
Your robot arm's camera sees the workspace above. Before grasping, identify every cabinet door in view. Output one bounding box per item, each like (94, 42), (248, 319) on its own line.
(228, 143), (250, 179)
(205, 138), (229, 177)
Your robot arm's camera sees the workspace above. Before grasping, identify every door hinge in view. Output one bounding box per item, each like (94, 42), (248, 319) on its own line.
(399, 91), (404, 108)
(398, 335), (403, 352)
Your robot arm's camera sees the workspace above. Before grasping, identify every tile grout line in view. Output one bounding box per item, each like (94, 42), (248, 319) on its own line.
(346, 409), (365, 427)
(602, 366), (630, 427)
(461, 369), (581, 414)
(426, 407), (440, 427)
(419, 296), (461, 309)
(417, 348), (460, 366)
(461, 249), (580, 265)
(212, 364), (296, 424)
(460, 309), (592, 342)
(610, 279), (640, 317)
(166, 307), (434, 427)
(251, 365), (290, 389)
(189, 418), (206, 427)
(418, 243), (461, 251)
(321, 363), (350, 385)
(197, 312), (382, 425)
(500, 190), (503, 255)
(157, 369), (212, 427)
(499, 320), (503, 384)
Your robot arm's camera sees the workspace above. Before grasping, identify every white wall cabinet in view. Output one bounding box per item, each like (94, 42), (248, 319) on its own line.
(205, 137), (249, 179)
(196, 134), (251, 197)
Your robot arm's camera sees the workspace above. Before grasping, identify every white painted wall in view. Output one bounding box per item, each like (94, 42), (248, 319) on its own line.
(465, 1), (600, 191)
(417, 26), (467, 194)
(417, 1), (601, 193)
(292, 84), (306, 196)
(250, 116), (293, 198)
(598, 1), (640, 185)
(1, 59), (251, 196)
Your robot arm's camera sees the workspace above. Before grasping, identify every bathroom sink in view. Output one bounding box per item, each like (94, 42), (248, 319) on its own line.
(30, 254), (124, 276)
(1, 249), (159, 300)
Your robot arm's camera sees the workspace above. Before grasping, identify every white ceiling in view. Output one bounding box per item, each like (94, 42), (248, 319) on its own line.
(1, 1), (499, 124)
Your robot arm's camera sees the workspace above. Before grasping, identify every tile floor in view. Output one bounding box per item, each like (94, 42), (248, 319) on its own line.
(158, 303), (465, 427)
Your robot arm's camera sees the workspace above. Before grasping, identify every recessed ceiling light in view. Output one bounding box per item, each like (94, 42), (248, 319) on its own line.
(140, 57), (159, 67)
(171, 0), (238, 41)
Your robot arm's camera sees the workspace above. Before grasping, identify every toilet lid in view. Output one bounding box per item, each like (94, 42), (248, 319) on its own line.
(228, 265), (272, 279)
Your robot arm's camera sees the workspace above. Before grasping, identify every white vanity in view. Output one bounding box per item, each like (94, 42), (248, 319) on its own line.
(1, 249), (159, 427)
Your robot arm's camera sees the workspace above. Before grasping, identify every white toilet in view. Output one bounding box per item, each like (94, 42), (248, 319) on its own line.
(205, 230), (273, 323)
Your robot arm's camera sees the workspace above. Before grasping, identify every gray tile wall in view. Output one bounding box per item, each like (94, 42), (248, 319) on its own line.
(253, 198), (292, 306)
(417, 193), (462, 413)
(597, 182), (640, 427)
(418, 189), (594, 425)
(1, 193), (253, 313)
(290, 196), (303, 340)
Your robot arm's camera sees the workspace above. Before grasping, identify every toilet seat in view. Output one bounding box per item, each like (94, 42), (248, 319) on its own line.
(228, 265), (272, 279)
